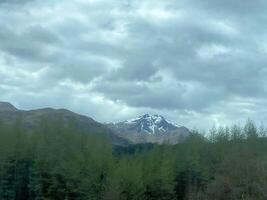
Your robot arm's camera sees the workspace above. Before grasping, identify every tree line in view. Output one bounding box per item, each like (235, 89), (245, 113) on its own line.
(0, 116), (267, 200)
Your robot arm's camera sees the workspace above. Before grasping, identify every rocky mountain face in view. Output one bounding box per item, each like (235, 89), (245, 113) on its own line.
(107, 114), (190, 144)
(0, 102), (129, 146)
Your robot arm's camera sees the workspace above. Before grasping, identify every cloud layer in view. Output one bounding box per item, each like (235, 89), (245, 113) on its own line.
(1, 0), (267, 128)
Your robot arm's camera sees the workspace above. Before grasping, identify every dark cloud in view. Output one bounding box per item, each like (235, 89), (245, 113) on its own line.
(24, 25), (61, 44)
(0, 0), (34, 5)
(0, 25), (60, 63)
(0, 0), (267, 128)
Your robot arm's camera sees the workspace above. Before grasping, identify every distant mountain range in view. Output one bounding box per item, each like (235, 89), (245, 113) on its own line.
(0, 102), (190, 145)
(0, 102), (129, 146)
(107, 114), (190, 144)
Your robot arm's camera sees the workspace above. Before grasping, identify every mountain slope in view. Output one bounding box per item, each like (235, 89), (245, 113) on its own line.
(0, 102), (129, 146)
(0, 102), (18, 112)
(107, 114), (190, 144)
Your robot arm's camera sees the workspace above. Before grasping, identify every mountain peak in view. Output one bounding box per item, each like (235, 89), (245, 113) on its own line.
(0, 102), (18, 112)
(126, 113), (180, 126)
(141, 114), (164, 120)
(125, 114), (163, 124)
(119, 114), (181, 135)
(107, 114), (190, 144)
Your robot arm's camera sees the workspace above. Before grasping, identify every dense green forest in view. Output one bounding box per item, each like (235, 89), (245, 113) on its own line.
(1, 116), (267, 200)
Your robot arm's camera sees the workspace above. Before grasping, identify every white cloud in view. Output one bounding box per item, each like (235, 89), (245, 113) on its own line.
(197, 44), (232, 59)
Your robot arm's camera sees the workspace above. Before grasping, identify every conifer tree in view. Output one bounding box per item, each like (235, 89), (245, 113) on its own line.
(244, 118), (258, 139)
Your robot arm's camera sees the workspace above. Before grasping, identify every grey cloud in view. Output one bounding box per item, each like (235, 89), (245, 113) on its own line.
(24, 25), (61, 44)
(93, 79), (225, 111)
(109, 56), (158, 81)
(52, 57), (109, 83)
(94, 81), (149, 98)
(73, 41), (125, 59)
(189, 0), (267, 15)
(0, 0), (34, 5)
(0, 25), (60, 63)
(1, 0), (267, 128)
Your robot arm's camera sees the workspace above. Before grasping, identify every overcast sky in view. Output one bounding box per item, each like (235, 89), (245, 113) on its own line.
(1, 0), (267, 129)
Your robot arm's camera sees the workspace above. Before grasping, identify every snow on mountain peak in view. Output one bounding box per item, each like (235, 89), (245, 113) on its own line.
(122, 114), (180, 135)
(107, 114), (190, 144)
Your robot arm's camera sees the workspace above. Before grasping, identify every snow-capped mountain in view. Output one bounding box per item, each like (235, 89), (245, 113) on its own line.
(123, 114), (181, 134)
(107, 114), (190, 144)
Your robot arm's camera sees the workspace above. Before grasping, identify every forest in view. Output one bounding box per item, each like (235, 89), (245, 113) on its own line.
(1, 116), (267, 200)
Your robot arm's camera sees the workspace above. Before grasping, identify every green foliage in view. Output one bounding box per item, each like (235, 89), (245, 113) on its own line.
(230, 124), (243, 140)
(0, 117), (267, 199)
(244, 118), (258, 139)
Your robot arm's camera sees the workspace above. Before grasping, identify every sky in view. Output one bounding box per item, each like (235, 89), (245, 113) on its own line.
(1, 0), (267, 129)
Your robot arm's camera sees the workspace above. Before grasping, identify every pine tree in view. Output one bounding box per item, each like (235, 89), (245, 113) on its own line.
(209, 125), (217, 143)
(230, 124), (243, 140)
(258, 123), (267, 137)
(244, 119), (258, 139)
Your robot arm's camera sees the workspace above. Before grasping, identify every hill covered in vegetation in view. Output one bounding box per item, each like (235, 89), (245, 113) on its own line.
(0, 102), (129, 146)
